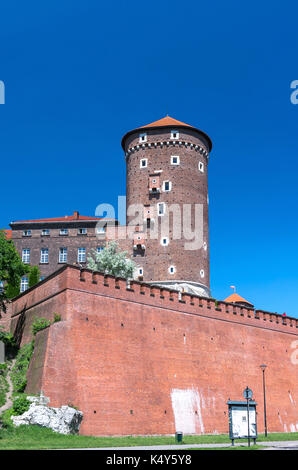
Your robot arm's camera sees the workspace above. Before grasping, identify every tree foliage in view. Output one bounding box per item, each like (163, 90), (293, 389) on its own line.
(28, 266), (40, 288)
(0, 230), (29, 313)
(87, 241), (135, 279)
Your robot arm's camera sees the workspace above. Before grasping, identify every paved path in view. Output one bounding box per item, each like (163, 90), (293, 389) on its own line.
(0, 359), (16, 414)
(67, 440), (298, 450)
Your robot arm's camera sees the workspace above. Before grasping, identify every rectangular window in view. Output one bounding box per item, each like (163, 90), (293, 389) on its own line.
(77, 248), (86, 263)
(163, 181), (171, 192)
(97, 246), (104, 253)
(139, 133), (147, 143)
(171, 155), (180, 165)
(20, 276), (29, 293)
(22, 230), (31, 237)
(140, 158), (148, 168)
(40, 248), (49, 264)
(171, 130), (179, 140)
(198, 162), (204, 173)
(78, 228), (87, 235)
(96, 226), (106, 234)
(22, 249), (30, 264)
(59, 247), (67, 263)
(157, 202), (165, 216)
(41, 229), (50, 236)
(60, 229), (68, 236)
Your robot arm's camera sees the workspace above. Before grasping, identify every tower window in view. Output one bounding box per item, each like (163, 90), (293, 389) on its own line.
(200, 269), (205, 278)
(161, 237), (169, 246)
(169, 265), (176, 274)
(139, 133), (147, 143)
(140, 158), (148, 168)
(198, 162), (204, 173)
(157, 202), (166, 216)
(137, 267), (143, 277)
(171, 155), (180, 165)
(171, 130), (179, 140)
(60, 229), (68, 236)
(78, 228), (87, 235)
(163, 181), (172, 192)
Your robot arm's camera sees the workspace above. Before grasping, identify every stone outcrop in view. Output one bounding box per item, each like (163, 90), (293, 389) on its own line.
(11, 403), (83, 434)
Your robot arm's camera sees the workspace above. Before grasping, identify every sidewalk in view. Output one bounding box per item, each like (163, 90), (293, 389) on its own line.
(68, 440), (298, 450)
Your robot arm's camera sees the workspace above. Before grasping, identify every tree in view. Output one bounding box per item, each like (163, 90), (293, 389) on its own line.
(28, 265), (40, 288)
(87, 241), (136, 279)
(0, 230), (29, 313)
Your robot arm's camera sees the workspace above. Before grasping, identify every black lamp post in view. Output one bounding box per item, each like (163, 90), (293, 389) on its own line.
(260, 364), (268, 437)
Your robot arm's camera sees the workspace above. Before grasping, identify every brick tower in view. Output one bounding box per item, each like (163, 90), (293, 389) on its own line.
(121, 116), (212, 297)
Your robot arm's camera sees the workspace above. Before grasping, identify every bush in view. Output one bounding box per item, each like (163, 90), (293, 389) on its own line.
(11, 341), (35, 393)
(12, 396), (31, 415)
(53, 313), (61, 323)
(31, 317), (51, 336)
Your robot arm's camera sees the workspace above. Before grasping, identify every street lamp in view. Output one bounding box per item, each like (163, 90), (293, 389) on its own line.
(260, 364), (268, 437)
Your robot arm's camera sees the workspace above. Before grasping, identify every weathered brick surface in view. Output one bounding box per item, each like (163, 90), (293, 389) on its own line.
(10, 266), (298, 436)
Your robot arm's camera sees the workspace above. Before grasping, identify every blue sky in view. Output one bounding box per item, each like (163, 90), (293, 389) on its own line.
(0, 1), (298, 316)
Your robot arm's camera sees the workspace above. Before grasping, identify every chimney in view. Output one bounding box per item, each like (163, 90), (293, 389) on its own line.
(73, 211), (79, 219)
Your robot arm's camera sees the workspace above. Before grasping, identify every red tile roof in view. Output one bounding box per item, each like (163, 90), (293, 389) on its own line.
(138, 116), (193, 129)
(2, 229), (12, 239)
(121, 115), (213, 151)
(224, 293), (254, 306)
(10, 211), (113, 224)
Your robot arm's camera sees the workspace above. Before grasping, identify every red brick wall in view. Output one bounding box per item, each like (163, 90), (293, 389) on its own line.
(11, 266), (298, 436)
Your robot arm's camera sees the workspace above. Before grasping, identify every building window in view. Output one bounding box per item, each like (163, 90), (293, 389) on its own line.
(169, 265), (176, 274)
(41, 229), (50, 236)
(200, 269), (205, 278)
(60, 229), (68, 236)
(198, 162), (204, 173)
(97, 246), (104, 253)
(20, 276), (29, 293)
(203, 242), (207, 251)
(140, 158), (148, 168)
(59, 247), (67, 263)
(157, 202), (166, 216)
(40, 276), (45, 281)
(162, 181), (172, 192)
(40, 248), (49, 264)
(77, 248), (86, 263)
(171, 155), (180, 165)
(139, 133), (147, 143)
(22, 249), (30, 264)
(161, 237), (169, 246)
(171, 130), (179, 140)
(137, 267), (143, 277)
(78, 228), (87, 235)
(22, 230), (31, 237)
(96, 226), (106, 234)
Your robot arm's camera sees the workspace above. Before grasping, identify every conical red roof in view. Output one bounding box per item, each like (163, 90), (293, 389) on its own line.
(121, 115), (212, 151)
(139, 116), (193, 129)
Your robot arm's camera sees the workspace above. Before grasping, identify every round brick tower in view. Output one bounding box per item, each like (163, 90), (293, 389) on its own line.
(121, 116), (212, 297)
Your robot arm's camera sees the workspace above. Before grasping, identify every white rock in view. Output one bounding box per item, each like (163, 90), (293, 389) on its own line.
(11, 403), (83, 434)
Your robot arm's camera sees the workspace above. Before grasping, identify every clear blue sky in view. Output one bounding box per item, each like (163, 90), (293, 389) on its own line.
(0, 1), (298, 317)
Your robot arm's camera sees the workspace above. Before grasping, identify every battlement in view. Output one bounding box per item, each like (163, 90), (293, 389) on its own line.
(11, 264), (298, 336)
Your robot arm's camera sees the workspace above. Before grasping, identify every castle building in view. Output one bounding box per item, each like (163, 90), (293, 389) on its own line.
(6, 115), (212, 298)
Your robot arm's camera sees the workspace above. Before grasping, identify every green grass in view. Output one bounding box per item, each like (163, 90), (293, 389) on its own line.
(0, 366), (9, 407)
(0, 425), (297, 450)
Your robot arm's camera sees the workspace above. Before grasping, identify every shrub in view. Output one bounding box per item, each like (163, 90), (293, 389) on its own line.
(31, 317), (51, 336)
(11, 341), (35, 393)
(12, 396), (31, 415)
(53, 313), (61, 323)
